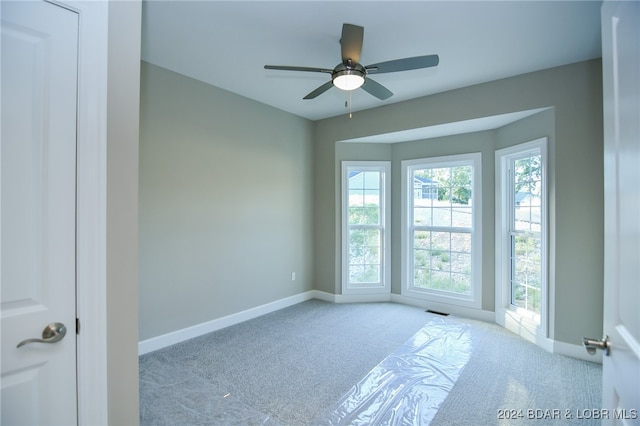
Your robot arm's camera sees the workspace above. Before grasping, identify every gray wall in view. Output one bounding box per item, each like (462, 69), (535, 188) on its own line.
(314, 59), (603, 345)
(138, 62), (315, 341)
(138, 59), (603, 349)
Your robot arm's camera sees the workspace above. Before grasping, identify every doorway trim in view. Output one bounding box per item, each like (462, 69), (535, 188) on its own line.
(50, 1), (110, 423)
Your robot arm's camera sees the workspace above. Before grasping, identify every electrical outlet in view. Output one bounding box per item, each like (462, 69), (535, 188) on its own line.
(291, 272), (296, 281)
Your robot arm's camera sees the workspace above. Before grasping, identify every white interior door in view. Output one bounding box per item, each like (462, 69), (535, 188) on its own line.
(601, 0), (640, 421)
(1, 1), (79, 424)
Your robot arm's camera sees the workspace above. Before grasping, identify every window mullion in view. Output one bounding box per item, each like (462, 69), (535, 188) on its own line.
(415, 225), (472, 234)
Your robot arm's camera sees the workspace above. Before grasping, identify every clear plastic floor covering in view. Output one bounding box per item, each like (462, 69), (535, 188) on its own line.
(318, 317), (472, 425)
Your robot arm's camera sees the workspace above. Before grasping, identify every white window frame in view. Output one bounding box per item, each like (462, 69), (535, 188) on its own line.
(495, 138), (548, 344)
(401, 153), (482, 309)
(341, 161), (391, 295)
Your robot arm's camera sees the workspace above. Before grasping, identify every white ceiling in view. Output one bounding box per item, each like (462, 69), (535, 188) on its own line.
(141, 1), (602, 121)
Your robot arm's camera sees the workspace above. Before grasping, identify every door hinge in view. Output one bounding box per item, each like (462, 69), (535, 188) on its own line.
(76, 318), (81, 335)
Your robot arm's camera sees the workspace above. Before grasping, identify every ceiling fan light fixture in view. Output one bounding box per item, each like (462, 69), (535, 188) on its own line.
(333, 69), (365, 91)
(264, 24), (439, 100)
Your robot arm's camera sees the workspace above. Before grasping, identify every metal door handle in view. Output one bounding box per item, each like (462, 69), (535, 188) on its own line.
(583, 335), (610, 356)
(17, 322), (67, 348)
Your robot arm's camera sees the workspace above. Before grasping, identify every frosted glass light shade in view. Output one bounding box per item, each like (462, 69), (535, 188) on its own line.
(333, 71), (365, 91)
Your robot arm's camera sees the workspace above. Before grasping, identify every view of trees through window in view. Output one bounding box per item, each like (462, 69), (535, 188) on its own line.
(510, 155), (542, 313)
(411, 164), (473, 295)
(347, 171), (382, 284)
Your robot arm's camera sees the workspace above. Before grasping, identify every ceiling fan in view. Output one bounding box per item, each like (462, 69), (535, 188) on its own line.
(264, 23), (439, 100)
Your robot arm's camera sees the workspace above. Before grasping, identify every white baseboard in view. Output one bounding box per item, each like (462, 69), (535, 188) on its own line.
(311, 290), (395, 304)
(309, 289), (337, 303)
(496, 308), (601, 363)
(138, 290), (316, 355)
(391, 294), (495, 323)
(140, 290), (600, 364)
(139, 290), (396, 355)
(335, 292), (392, 303)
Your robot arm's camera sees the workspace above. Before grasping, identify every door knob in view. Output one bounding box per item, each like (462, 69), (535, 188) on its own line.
(17, 322), (67, 348)
(582, 335), (610, 356)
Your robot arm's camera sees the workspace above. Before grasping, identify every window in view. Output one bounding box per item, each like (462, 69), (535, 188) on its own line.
(496, 138), (547, 341)
(510, 155), (543, 313)
(341, 161), (390, 294)
(401, 153), (482, 308)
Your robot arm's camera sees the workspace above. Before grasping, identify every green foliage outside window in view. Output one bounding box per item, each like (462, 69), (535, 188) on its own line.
(348, 204), (379, 225)
(411, 164), (474, 295)
(510, 153), (543, 314)
(415, 165), (473, 205)
(348, 204), (381, 283)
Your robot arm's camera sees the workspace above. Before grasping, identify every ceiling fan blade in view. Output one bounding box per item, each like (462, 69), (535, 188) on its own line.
(340, 23), (364, 64)
(265, 65), (333, 74)
(361, 78), (393, 100)
(303, 81), (334, 99)
(365, 54), (439, 74)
